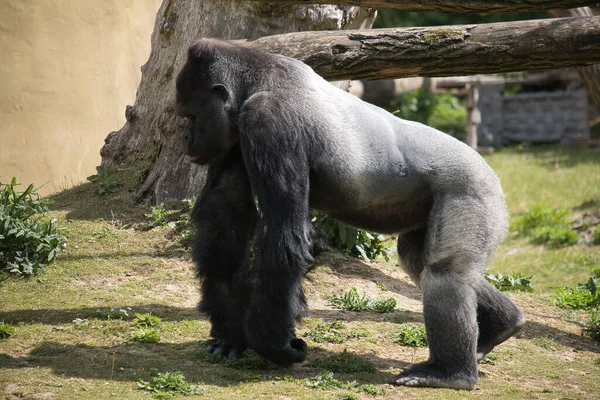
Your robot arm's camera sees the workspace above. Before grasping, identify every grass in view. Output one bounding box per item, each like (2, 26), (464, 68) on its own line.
(1, 145), (600, 399)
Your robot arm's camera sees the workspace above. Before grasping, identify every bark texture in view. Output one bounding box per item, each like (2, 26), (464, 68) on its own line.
(244, 16), (600, 81)
(548, 7), (600, 114)
(253, 1), (599, 13)
(100, 0), (374, 203)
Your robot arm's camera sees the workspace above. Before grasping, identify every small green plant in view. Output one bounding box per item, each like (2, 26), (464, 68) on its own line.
(511, 204), (577, 248)
(311, 211), (390, 261)
(531, 226), (578, 248)
(485, 271), (535, 292)
(311, 349), (376, 373)
(594, 227), (600, 245)
(303, 371), (358, 390)
(584, 309), (600, 342)
(138, 371), (203, 398)
(89, 306), (133, 320)
(0, 177), (67, 275)
(360, 384), (382, 395)
(87, 166), (122, 196)
(328, 287), (396, 313)
(553, 269), (600, 309)
(305, 321), (346, 343)
(0, 322), (15, 339)
(393, 323), (428, 347)
(144, 203), (181, 229)
(130, 327), (160, 343)
(480, 354), (497, 365)
(134, 313), (162, 328)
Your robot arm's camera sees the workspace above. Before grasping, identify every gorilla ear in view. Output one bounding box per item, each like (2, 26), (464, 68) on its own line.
(211, 84), (230, 102)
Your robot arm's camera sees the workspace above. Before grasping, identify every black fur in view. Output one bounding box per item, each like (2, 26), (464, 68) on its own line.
(175, 38), (525, 389)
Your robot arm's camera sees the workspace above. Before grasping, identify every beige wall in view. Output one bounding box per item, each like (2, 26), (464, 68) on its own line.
(0, 0), (161, 195)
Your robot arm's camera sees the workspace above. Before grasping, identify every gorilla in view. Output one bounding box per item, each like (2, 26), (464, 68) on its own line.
(175, 38), (525, 390)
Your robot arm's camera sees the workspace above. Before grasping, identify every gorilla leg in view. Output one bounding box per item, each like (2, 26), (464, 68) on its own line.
(391, 194), (519, 390)
(192, 148), (257, 358)
(475, 279), (525, 360)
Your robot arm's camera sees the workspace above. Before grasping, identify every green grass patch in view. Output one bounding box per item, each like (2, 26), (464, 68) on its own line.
(89, 306), (134, 320)
(0, 322), (15, 339)
(311, 349), (376, 373)
(328, 287), (396, 313)
(511, 204), (577, 248)
(137, 371), (203, 398)
(304, 320), (370, 344)
(393, 323), (428, 347)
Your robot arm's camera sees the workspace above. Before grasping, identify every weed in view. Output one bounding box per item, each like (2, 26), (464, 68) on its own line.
(144, 203), (181, 229)
(360, 384), (382, 395)
(485, 271), (535, 292)
(130, 327), (160, 343)
(311, 349), (376, 373)
(0, 177), (67, 275)
(72, 318), (91, 330)
(143, 198), (196, 246)
(312, 211), (390, 261)
(305, 321), (346, 344)
(89, 306), (133, 320)
(553, 269), (600, 309)
(393, 323), (428, 347)
(134, 313), (162, 328)
(328, 287), (396, 313)
(531, 226), (578, 248)
(585, 309), (600, 342)
(138, 371), (203, 398)
(594, 227), (600, 245)
(511, 204), (577, 248)
(339, 393), (361, 400)
(303, 371), (358, 390)
(0, 322), (15, 339)
(204, 351), (276, 370)
(87, 166), (122, 196)
(480, 354), (497, 365)
(532, 337), (559, 350)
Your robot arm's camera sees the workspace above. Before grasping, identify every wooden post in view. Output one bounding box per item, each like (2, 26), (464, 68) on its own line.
(466, 83), (480, 149)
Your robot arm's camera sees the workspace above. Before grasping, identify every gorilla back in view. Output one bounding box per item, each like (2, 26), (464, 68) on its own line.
(176, 38), (525, 390)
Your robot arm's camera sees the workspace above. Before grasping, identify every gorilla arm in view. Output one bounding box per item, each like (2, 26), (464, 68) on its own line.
(239, 91), (313, 365)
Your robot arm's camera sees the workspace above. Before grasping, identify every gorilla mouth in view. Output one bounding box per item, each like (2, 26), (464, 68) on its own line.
(189, 155), (203, 163)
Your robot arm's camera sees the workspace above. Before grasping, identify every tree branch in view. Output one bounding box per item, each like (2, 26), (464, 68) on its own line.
(243, 16), (600, 81)
(249, 1), (599, 13)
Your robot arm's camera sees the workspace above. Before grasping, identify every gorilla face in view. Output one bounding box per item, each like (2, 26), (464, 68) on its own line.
(175, 64), (236, 165)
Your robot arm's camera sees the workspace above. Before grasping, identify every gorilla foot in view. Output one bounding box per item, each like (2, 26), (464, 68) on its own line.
(389, 362), (477, 390)
(252, 337), (307, 366)
(477, 316), (525, 361)
(206, 339), (245, 359)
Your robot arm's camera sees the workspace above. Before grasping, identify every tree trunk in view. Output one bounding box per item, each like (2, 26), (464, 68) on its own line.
(244, 16), (600, 81)
(252, 0), (599, 13)
(548, 7), (600, 115)
(100, 0), (375, 204)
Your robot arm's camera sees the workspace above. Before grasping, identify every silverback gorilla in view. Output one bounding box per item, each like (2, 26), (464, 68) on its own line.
(175, 38), (525, 390)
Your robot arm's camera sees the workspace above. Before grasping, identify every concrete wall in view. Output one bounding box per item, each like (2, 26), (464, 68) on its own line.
(0, 0), (161, 195)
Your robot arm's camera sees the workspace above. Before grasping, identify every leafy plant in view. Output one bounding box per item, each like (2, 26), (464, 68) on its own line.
(393, 323), (428, 347)
(138, 371), (203, 398)
(360, 384), (382, 395)
(86, 166), (122, 196)
(0, 177), (67, 275)
(390, 90), (467, 138)
(511, 204), (577, 248)
(485, 271), (535, 292)
(328, 287), (396, 313)
(311, 211), (390, 261)
(144, 198), (196, 247)
(311, 349), (376, 373)
(553, 269), (600, 309)
(134, 313), (162, 328)
(0, 322), (15, 339)
(594, 227), (600, 245)
(584, 309), (600, 342)
(144, 203), (181, 229)
(130, 327), (160, 343)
